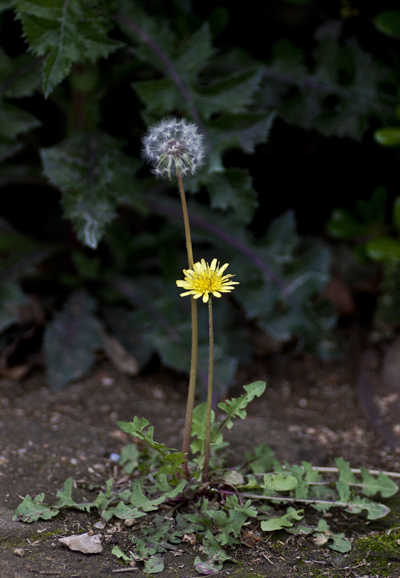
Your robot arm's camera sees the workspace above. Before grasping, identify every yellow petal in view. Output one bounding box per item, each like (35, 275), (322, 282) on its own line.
(218, 263), (229, 275)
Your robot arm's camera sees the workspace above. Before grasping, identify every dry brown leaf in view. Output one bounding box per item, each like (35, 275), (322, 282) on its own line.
(100, 330), (139, 376)
(59, 533), (103, 554)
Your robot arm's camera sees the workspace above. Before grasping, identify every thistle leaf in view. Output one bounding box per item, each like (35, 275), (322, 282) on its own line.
(40, 132), (139, 248)
(13, 0), (124, 96)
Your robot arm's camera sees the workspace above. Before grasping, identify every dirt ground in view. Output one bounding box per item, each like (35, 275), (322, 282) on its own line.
(1, 329), (400, 578)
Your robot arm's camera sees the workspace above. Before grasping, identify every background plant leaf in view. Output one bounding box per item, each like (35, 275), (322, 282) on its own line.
(13, 0), (124, 96)
(43, 290), (103, 390)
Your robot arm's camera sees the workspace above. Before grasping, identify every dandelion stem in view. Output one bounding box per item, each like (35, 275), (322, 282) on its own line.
(203, 298), (214, 482)
(177, 172), (194, 268)
(178, 170), (198, 477)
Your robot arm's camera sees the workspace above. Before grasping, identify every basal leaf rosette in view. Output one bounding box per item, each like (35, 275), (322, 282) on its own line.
(176, 259), (239, 303)
(142, 117), (205, 179)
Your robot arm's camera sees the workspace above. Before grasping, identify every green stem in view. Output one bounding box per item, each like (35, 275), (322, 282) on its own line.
(203, 298), (214, 481)
(178, 171), (198, 477)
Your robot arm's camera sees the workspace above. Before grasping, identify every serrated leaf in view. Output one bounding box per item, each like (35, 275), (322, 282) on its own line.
(54, 477), (76, 508)
(0, 0), (13, 12)
(0, 50), (42, 98)
(335, 480), (351, 503)
(260, 507), (304, 531)
(14, 0), (124, 95)
(0, 101), (40, 139)
(217, 381), (266, 429)
(260, 37), (395, 140)
(118, 416), (180, 454)
(0, 141), (24, 161)
(40, 132), (138, 248)
(173, 22), (215, 77)
(207, 496), (257, 546)
(134, 78), (182, 114)
(111, 545), (131, 562)
(129, 481), (168, 511)
(113, 501), (146, 520)
(155, 477), (186, 498)
(203, 169), (258, 225)
(195, 67), (264, 118)
(0, 50), (41, 148)
(43, 290), (103, 390)
(208, 112), (275, 155)
(359, 468), (398, 498)
(12, 494), (59, 523)
(262, 473), (298, 492)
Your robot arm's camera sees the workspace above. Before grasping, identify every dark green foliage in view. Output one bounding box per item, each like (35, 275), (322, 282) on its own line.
(259, 37), (395, 140)
(43, 290), (103, 390)
(0, 282), (28, 331)
(13, 0), (124, 96)
(1, 0), (397, 386)
(327, 188), (400, 340)
(0, 48), (41, 159)
(40, 132), (141, 249)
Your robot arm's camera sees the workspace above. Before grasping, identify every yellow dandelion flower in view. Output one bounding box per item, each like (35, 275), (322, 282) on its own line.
(176, 258), (239, 303)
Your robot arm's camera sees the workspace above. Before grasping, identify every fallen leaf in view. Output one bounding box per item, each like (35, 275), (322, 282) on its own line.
(101, 330), (139, 376)
(59, 533), (103, 554)
(182, 533), (196, 545)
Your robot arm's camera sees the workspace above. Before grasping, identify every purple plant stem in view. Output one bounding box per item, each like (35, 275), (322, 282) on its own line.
(114, 14), (211, 151)
(146, 196), (308, 322)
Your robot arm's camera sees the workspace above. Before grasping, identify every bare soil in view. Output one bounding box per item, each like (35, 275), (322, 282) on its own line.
(1, 334), (400, 578)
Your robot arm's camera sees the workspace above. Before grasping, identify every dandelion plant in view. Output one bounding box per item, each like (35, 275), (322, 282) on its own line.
(142, 118), (206, 475)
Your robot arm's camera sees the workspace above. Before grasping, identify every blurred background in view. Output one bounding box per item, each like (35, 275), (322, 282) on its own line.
(1, 0), (400, 397)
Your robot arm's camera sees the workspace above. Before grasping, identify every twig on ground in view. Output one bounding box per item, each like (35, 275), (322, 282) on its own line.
(261, 552), (274, 565)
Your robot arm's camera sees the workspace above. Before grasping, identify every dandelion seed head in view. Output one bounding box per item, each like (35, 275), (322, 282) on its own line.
(142, 117), (205, 180)
(176, 259), (239, 303)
